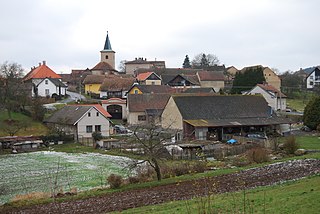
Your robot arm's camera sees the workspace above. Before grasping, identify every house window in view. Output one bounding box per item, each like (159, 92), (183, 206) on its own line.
(88, 112), (91, 117)
(95, 125), (101, 132)
(134, 89), (139, 94)
(96, 112), (99, 117)
(45, 80), (48, 84)
(138, 115), (146, 121)
(151, 81), (155, 85)
(86, 125), (93, 133)
(45, 89), (49, 96)
(310, 82), (314, 85)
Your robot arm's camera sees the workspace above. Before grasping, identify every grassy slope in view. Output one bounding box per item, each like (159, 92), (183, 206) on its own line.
(118, 175), (320, 214)
(0, 111), (47, 136)
(0, 111), (47, 137)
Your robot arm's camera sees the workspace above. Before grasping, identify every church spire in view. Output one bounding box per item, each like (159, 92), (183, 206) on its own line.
(103, 31), (112, 50)
(100, 31), (115, 69)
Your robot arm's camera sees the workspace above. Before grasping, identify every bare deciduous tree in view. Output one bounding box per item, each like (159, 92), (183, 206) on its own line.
(191, 53), (220, 69)
(0, 61), (27, 119)
(130, 123), (176, 181)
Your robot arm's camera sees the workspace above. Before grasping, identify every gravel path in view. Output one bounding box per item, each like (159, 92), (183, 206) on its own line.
(3, 159), (320, 214)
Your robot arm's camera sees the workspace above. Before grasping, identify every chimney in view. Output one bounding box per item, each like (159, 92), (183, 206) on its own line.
(43, 60), (46, 65)
(39, 62), (41, 66)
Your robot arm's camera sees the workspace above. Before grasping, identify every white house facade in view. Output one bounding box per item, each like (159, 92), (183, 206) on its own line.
(306, 67), (320, 89)
(245, 84), (287, 111)
(34, 78), (67, 97)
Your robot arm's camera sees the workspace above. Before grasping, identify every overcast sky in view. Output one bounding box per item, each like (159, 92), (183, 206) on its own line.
(0, 0), (319, 74)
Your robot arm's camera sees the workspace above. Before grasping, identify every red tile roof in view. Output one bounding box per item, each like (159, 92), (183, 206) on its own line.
(197, 71), (225, 81)
(23, 63), (61, 81)
(91, 61), (115, 71)
(257, 84), (287, 98)
(74, 104), (112, 118)
(136, 72), (153, 81)
(127, 94), (171, 112)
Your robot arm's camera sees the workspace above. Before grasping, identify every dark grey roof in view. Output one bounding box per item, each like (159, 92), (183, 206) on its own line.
(128, 94), (171, 112)
(183, 88), (215, 93)
(37, 78), (67, 87)
(172, 95), (271, 120)
(49, 78), (67, 87)
(103, 32), (112, 50)
(44, 106), (91, 125)
(133, 85), (173, 93)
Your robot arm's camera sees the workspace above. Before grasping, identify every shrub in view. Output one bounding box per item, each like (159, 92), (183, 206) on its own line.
(127, 176), (140, 184)
(283, 135), (299, 154)
(190, 161), (207, 173)
(246, 147), (270, 163)
(11, 192), (50, 202)
(107, 174), (123, 189)
(231, 155), (251, 167)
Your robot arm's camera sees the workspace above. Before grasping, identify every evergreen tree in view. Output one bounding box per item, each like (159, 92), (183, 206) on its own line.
(182, 55), (191, 68)
(303, 96), (320, 130)
(231, 67), (265, 94)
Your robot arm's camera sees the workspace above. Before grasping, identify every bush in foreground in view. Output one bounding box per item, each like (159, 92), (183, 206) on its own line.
(283, 135), (299, 154)
(107, 174), (123, 189)
(246, 147), (270, 163)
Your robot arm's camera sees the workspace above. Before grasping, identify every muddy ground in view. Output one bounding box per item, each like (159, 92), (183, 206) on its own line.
(3, 159), (320, 214)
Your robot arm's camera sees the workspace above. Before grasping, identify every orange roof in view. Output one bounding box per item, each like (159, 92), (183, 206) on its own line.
(136, 72), (153, 81)
(23, 63), (61, 81)
(71, 104), (112, 118)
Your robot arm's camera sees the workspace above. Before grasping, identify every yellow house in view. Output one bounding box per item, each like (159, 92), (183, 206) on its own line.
(83, 75), (106, 95)
(136, 72), (162, 85)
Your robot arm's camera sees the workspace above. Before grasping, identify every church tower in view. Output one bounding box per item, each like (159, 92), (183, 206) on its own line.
(100, 31), (115, 69)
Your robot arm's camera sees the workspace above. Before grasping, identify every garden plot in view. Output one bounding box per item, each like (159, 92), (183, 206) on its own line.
(0, 151), (134, 205)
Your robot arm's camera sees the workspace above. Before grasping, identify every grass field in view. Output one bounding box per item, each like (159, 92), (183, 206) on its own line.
(0, 151), (134, 205)
(118, 175), (320, 214)
(0, 111), (47, 137)
(296, 135), (320, 150)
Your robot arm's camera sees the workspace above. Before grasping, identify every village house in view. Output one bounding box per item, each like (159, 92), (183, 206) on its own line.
(127, 93), (171, 125)
(23, 61), (67, 98)
(99, 76), (135, 99)
(101, 98), (127, 120)
(44, 104), (111, 143)
(244, 83), (287, 111)
(83, 74), (106, 96)
(161, 95), (290, 141)
(125, 57), (165, 75)
(305, 66), (320, 89)
(197, 70), (225, 92)
(136, 71), (162, 85)
(127, 84), (174, 95)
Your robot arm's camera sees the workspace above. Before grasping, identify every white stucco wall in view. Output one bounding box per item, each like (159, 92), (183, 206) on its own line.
(306, 72), (319, 89)
(247, 86), (286, 111)
(33, 78), (66, 97)
(77, 107), (110, 138)
(127, 112), (147, 125)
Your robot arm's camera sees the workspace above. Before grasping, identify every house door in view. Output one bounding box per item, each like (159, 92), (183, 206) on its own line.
(107, 105), (122, 119)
